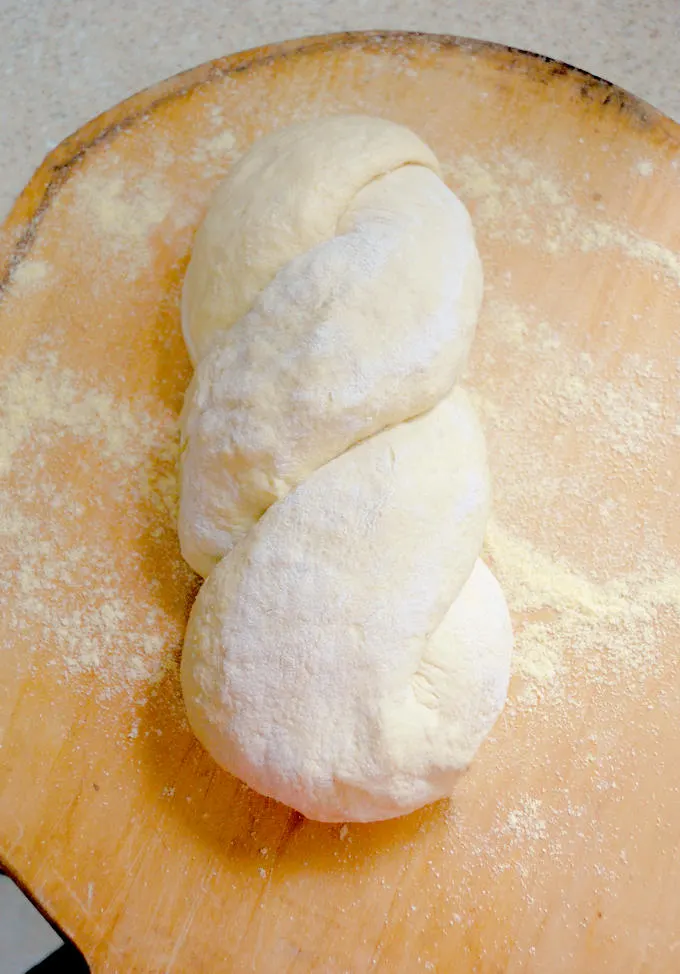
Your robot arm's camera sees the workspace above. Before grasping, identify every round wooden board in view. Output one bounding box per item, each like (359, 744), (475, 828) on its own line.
(1, 31), (679, 974)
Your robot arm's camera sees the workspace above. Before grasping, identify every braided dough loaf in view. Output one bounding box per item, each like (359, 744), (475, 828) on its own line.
(179, 116), (513, 822)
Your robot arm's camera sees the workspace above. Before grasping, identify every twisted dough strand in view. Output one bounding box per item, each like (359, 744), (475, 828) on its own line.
(179, 116), (512, 822)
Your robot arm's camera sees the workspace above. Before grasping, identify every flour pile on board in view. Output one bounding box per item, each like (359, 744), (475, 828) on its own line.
(484, 517), (680, 707)
(465, 295), (680, 708)
(444, 149), (680, 286)
(71, 168), (173, 279)
(0, 338), (192, 699)
(503, 796), (547, 843)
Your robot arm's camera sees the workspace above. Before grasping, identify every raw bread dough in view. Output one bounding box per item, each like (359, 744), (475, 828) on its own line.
(179, 115), (513, 822)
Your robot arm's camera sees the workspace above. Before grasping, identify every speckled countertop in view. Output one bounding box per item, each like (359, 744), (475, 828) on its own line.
(1, 0), (679, 218)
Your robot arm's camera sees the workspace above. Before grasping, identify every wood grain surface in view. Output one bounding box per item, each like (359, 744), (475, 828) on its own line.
(1, 32), (679, 973)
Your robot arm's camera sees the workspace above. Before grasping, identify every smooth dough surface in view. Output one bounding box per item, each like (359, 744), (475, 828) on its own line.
(179, 115), (513, 822)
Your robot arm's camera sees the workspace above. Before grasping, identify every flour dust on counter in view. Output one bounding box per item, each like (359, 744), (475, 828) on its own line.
(0, 100), (247, 711)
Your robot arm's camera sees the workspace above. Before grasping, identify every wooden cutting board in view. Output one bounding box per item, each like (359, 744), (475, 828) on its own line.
(1, 31), (679, 973)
